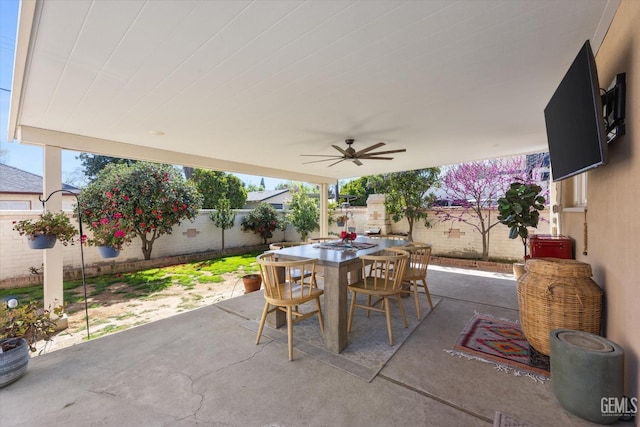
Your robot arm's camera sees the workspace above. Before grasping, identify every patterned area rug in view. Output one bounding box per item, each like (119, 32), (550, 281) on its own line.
(243, 295), (440, 382)
(446, 313), (549, 382)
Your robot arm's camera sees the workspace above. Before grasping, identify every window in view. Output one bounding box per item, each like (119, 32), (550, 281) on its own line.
(0, 200), (31, 210)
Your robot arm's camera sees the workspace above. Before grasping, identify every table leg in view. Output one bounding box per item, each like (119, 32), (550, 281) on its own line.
(323, 265), (349, 353)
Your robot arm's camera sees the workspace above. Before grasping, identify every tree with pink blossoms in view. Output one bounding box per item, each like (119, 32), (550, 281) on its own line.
(434, 156), (545, 261)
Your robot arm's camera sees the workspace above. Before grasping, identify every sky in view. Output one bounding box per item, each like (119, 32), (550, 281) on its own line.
(0, 0), (286, 190)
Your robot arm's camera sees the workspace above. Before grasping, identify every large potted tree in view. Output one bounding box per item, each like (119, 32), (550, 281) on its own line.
(497, 180), (546, 278)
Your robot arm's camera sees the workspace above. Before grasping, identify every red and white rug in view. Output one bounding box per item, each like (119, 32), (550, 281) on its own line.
(445, 313), (549, 382)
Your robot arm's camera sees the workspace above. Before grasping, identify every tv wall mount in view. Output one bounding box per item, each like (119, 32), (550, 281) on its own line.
(602, 73), (626, 144)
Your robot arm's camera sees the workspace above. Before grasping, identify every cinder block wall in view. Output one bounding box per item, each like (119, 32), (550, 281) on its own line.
(0, 210), (295, 285)
(339, 207), (549, 261)
(1, 206), (550, 286)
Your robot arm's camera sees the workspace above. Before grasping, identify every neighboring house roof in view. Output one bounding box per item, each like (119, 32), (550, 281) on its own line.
(0, 164), (80, 194)
(245, 189), (289, 203)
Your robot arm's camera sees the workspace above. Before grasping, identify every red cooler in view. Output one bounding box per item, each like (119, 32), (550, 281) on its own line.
(529, 234), (572, 259)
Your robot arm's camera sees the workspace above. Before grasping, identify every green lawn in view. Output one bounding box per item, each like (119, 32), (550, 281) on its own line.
(0, 251), (262, 307)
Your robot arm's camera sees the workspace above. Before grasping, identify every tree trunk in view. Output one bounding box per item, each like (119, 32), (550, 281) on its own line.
(141, 240), (153, 260)
(407, 218), (414, 242)
(138, 233), (155, 260)
(221, 229), (225, 252)
(479, 210), (489, 261)
(481, 237), (489, 261)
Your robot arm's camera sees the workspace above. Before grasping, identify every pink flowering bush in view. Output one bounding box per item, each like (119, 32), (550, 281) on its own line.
(78, 162), (202, 259)
(241, 203), (286, 244)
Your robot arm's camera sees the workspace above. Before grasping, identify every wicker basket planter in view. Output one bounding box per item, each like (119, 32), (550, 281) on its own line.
(517, 258), (603, 355)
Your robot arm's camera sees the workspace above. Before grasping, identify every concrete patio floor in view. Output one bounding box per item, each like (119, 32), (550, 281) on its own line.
(0, 266), (627, 426)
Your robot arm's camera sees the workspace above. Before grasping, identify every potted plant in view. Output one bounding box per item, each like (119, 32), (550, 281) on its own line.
(497, 180), (546, 278)
(242, 274), (262, 293)
(0, 299), (62, 388)
(335, 215), (349, 228)
(340, 230), (357, 243)
(85, 212), (133, 258)
(12, 211), (78, 249)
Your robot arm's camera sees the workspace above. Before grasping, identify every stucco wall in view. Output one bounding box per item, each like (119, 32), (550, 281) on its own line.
(556, 0), (639, 399)
(0, 193), (77, 210)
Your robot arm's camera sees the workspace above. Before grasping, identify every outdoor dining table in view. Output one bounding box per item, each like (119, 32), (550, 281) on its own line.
(271, 236), (407, 353)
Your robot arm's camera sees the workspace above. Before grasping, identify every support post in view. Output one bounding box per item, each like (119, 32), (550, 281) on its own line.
(319, 183), (328, 237)
(43, 146), (65, 315)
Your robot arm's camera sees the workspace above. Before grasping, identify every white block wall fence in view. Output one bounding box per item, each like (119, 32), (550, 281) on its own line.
(0, 206), (550, 288)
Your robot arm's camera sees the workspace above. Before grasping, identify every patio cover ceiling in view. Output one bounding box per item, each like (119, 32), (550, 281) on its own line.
(9, 0), (619, 184)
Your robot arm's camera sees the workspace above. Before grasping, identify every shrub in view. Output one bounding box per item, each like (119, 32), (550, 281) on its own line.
(241, 203), (286, 244)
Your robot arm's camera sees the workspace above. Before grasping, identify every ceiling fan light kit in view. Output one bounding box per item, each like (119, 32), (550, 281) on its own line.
(301, 139), (406, 167)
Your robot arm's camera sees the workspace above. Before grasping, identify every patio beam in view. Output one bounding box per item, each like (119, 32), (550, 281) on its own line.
(17, 126), (336, 185)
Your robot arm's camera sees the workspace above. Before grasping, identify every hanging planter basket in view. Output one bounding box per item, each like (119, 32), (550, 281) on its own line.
(98, 246), (120, 259)
(0, 338), (30, 388)
(27, 234), (57, 250)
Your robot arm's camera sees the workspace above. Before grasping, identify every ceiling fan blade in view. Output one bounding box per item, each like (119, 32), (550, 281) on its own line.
(357, 156), (394, 160)
(300, 154), (343, 158)
(353, 142), (385, 157)
(302, 157), (344, 165)
(352, 159), (363, 166)
(361, 148), (407, 156)
(328, 158), (346, 167)
(331, 145), (350, 157)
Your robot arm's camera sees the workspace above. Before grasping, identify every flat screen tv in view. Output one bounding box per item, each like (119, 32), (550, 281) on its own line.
(544, 40), (608, 182)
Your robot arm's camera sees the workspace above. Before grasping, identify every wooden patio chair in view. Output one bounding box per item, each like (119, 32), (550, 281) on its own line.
(390, 243), (433, 319)
(268, 241), (309, 250)
(267, 241), (318, 287)
(347, 249), (409, 345)
(255, 253), (325, 361)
